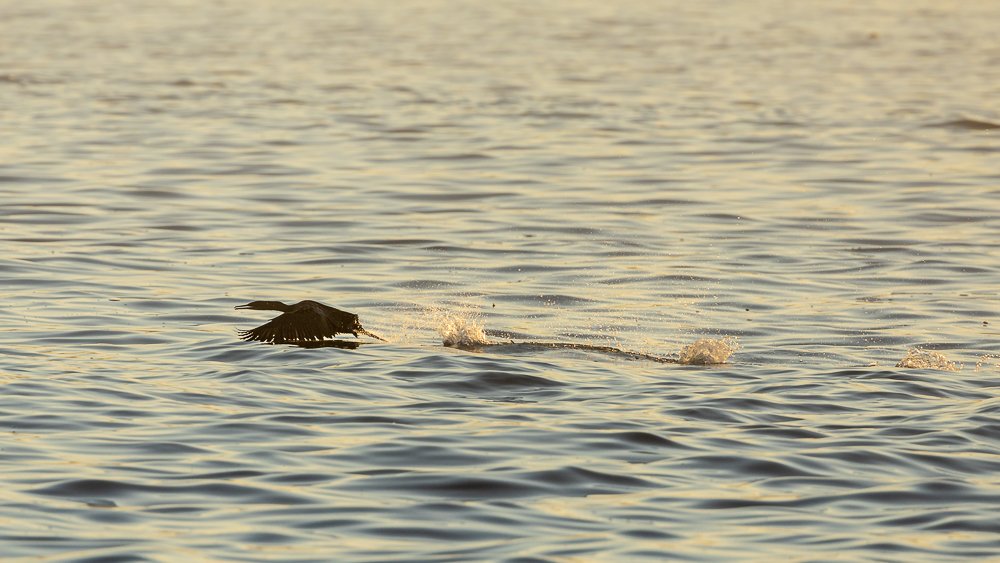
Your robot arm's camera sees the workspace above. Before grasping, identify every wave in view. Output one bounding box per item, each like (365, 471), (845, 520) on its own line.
(928, 118), (1000, 131)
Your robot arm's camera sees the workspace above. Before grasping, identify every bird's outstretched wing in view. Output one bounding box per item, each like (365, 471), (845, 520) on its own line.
(238, 308), (341, 343)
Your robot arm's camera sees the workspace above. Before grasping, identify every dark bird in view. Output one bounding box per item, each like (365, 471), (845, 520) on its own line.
(235, 300), (385, 343)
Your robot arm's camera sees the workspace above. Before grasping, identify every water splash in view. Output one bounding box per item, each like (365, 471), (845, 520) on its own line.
(437, 310), (489, 348)
(678, 336), (739, 365)
(433, 306), (738, 364)
(896, 348), (960, 371)
(975, 354), (999, 372)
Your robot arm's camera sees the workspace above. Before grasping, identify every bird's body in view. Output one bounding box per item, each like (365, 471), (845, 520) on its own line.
(235, 300), (385, 343)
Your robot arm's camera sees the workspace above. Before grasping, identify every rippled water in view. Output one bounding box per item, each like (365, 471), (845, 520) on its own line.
(2, 0), (999, 560)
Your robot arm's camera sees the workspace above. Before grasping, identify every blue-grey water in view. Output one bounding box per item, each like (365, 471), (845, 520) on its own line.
(2, 1), (999, 560)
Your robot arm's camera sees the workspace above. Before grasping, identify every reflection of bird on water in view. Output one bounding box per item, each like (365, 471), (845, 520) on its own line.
(235, 300), (385, 343)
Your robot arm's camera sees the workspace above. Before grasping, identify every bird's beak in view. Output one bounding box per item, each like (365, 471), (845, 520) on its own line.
(234, 304), (251, 309)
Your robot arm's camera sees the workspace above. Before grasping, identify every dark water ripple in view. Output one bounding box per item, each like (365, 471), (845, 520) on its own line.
(2, 0), (1000, 560)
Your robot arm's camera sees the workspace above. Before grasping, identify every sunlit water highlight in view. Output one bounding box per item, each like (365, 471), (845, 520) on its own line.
(1, 0), (999, 561)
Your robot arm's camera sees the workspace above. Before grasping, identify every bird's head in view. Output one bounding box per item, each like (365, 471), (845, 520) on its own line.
(235, 300), (291, 312)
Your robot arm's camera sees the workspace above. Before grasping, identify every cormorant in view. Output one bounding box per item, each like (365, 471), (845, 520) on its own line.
(235, 300), (385, 343)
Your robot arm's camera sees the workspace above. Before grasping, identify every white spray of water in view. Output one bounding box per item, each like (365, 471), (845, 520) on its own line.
(895, 348), (960, 371)
(436, 310), (490, 348)
(366, 304), (485, 346)
(677, 336), (740, 365)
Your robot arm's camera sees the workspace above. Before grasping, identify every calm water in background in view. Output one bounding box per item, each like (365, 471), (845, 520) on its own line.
(2, 0), (999, 560)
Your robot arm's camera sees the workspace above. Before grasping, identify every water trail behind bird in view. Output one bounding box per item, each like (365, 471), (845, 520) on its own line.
(436, 309), (737, 365)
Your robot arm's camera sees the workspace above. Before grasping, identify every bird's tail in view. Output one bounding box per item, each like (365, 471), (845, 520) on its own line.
(357, 328), (387, 342)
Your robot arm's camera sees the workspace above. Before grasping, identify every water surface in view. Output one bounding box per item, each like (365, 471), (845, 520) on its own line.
(1, 0), (999, 560)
